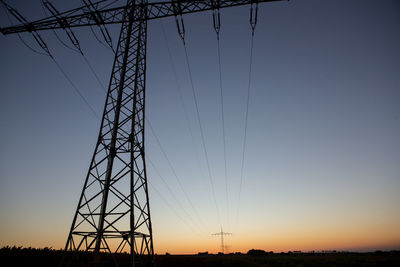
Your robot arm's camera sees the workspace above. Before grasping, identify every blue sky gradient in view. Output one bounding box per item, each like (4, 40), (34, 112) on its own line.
(0, 0), (399, 253)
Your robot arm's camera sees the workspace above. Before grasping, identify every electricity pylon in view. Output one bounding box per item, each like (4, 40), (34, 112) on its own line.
(1, 0), (284, 266)
(212, 227), (232, 254)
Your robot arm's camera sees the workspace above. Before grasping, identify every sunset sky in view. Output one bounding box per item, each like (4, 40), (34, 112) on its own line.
(0, 0), (399, 254)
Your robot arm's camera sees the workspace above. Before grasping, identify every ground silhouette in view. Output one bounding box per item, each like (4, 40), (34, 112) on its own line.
(1, 246), (400, 266)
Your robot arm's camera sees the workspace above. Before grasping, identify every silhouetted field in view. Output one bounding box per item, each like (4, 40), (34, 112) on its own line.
(1, 246), (400, 266)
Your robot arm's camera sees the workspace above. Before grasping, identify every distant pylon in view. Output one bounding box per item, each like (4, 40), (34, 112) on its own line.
(212, 227), (232, 254)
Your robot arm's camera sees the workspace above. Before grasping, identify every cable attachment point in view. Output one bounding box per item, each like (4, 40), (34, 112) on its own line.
(81, 0), (114, 51)
(32, 32), (54, 58)
(1, 0), (53, 58)
(250, 1), (258, 36)
(42, 0), (83, 55)
(211, 0), (221, 39)
(173, 0), (185, 44)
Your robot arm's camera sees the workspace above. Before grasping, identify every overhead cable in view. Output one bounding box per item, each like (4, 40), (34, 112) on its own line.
(212, 0), (230, 228)
(42, 0), (83, 53)
(3, 6), (47, 56)
(1, 0), (53, 57)
(147, 157), (205, 235)
(148, 180), (198, 233)
(80, 0), (115, 52)
(39, 0), (80, 53)
(52, 58), (101, 121)
(236, 1), (258, 229)
(159, 21), (205, 181)
(173, 0), (186, 44)
(39, 1), (108, 94)
(175, 11), (222, 226)
(2, 0), (100, 120)
(147, 119), (208, 232)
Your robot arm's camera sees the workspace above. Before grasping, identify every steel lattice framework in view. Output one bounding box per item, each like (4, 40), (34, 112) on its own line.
(64, 0), (152, 258)
(0, 0), (285, 266)
(1, 0), (284, 34)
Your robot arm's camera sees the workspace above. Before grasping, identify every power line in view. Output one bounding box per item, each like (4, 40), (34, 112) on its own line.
(4, 2), (101, 121)
(39, 0), (79, 52)
(147, 180), (188, 227)
(147, 119), (208, 231)
(80, 0), (115, 52)
(40, 0), (108, 94)
(52, 57), (101, 121)
(16, 32), (48, 56)
(213, 6), (230, 228)
(147, 157), (205, 235)
(174, 11), (221, 226)
(82, 54), (107, 93)
(2, 5), (48, 56)
(159, 21), (204, 180)
(236, 3), (258, 229)
(182, 42), (221, 226)
(89, 24), (113, 51)
(148, 184), (202, 235)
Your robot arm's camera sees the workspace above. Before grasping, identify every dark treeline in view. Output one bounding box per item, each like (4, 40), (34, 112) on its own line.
(1, 246), (400, 267)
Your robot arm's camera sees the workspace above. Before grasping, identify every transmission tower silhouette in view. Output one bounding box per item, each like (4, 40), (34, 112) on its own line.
(1, 0), (285, 266)
(212, 227), (232, 254)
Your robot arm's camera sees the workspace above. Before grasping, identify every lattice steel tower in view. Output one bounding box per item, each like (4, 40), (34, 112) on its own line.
(0, 0), (285, 266)
(64, 0), (153, 260)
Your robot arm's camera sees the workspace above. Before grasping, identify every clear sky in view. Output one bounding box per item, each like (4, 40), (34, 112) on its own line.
(0, 0), (399, 254)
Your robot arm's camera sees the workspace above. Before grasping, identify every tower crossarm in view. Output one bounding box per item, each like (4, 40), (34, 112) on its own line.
(1, 0), (285, 35)
(212, 231), (232, 236)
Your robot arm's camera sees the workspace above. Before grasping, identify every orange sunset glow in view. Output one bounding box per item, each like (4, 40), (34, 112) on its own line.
(1, 1), (399, 267)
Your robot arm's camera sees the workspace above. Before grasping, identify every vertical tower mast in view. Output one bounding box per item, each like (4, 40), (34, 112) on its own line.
(64, 0), (153, 263)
